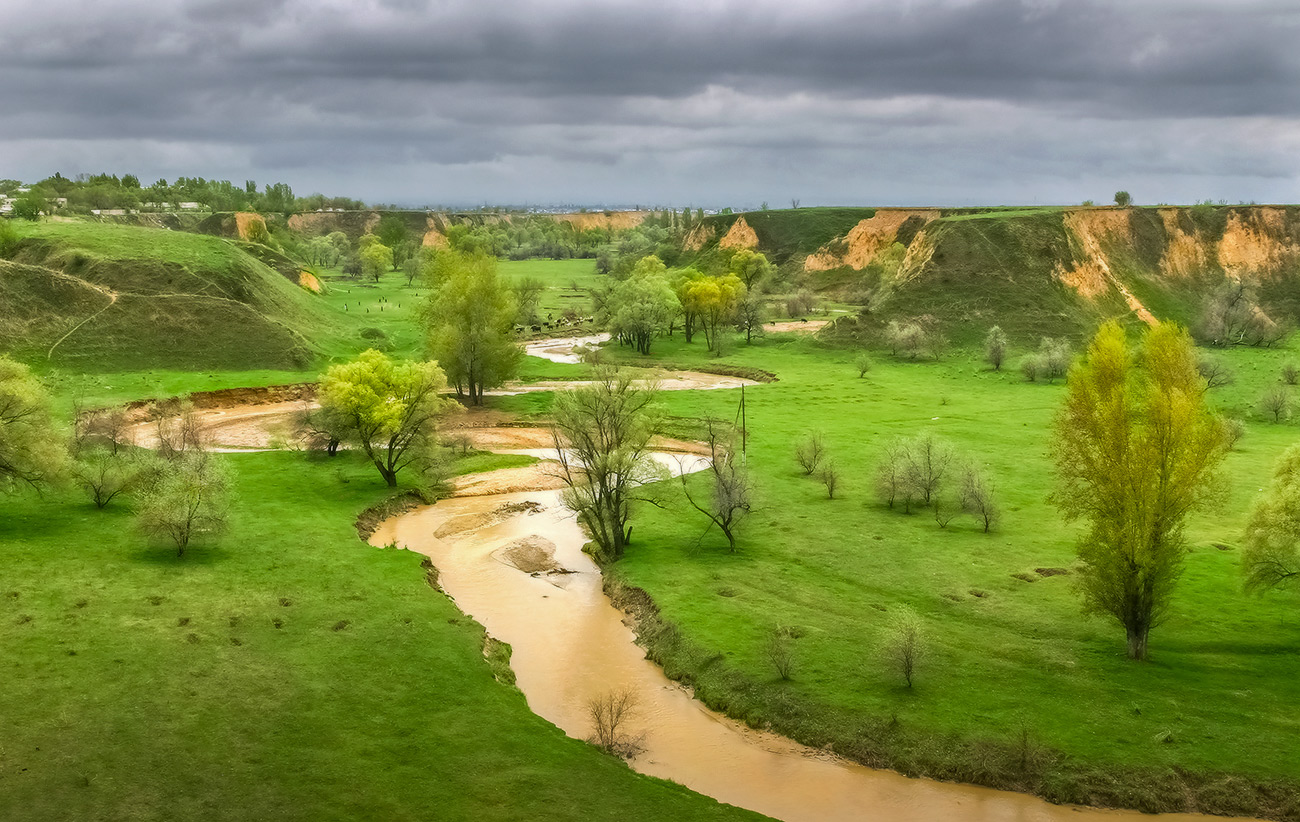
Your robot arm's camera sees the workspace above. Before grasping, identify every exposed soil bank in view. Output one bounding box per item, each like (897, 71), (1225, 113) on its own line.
(370, 483), (1257, 822)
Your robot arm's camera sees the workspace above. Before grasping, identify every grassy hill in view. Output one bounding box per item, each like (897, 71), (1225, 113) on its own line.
(0, 221), (329, 372)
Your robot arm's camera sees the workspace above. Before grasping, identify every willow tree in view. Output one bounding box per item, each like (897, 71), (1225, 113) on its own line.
(551, 370), (662, 561)
(1242, 445), (1300, 597)
(424, 250), (521, 404)
(1052, 321), (1226, 660)
(0, 356), (64, 493)
(317, 350), (455, 487)
(605, 267), (679, 355)
(684, 273), (745, 353)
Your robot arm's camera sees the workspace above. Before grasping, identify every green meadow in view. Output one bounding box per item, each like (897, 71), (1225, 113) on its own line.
(543, 331), (1300, 815)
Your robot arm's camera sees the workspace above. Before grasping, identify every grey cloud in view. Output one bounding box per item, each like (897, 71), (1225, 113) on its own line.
(0, 0), (1297, 205)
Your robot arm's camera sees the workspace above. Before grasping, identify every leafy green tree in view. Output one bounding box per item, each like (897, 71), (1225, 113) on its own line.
(605, 267), (679, 355)
(0, 357), (64, 492)
(360, 242), (394, 282)
(729, 249), (773, 289)
(551, 370), (662, 561)
(136, 450), (231, 557)
(317, 349), (455, 487)
(327, 231), (350, 261)
(377, 214), (410, 261)
(672, 267), (706, 343)
(1051, 322), (1226, 660)
(1242, 445), (1300, 596)
(1114, 191), (1133, 207)
(424, 251), (521, 404)
(11, 193), (46, 221)
(684, 274), (745, 353)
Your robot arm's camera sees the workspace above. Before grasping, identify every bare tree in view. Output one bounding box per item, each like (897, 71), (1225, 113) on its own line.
(903, 434), (952, 507)
(766, 628), (795, 680)
(960, 464), (1000, 533)
(818, 461), (841, 499)
(735, 288), (767, 344)
(1197, 281), (1290, 348)
(1260, 384), (1291, 423)
(75, 403), (134, 455)
(680, 419), (752, 553)
(874, 439), (918, 512)
(552, 369), (662, 561)
(1283, 363), (1300, 386)
(587, 688), (646, 759)
(932, 492), (958, 528)
(154, 402), (209, 461)
(1196, 355), (1235, 389)
(794, 432), (826, 476)
(881, 607), (926, 688)
(71, 448), (141, 509)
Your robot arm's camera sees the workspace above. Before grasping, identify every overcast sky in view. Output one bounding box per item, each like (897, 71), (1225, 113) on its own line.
(2, 0), (1298, 207)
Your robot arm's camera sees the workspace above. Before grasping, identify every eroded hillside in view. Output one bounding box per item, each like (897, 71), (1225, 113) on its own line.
(692, 205), (1300, 342)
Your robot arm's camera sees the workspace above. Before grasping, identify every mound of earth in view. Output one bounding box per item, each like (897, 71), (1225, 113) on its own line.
(434, 500), (545, 538)
(494, 535), (568, 574)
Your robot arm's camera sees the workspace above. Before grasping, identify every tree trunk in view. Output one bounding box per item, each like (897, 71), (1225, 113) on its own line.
(379, 465), (398, 488)
(1126, 625), (1149, 660)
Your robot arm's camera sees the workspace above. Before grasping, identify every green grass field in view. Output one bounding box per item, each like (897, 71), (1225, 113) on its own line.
(497, 329), (1300, 815)
(0, 447), (760, 822)
(497, 258), (600, 323)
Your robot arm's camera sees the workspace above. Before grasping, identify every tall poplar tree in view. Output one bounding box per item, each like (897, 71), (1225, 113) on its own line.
(1052, 321), (1226, 660)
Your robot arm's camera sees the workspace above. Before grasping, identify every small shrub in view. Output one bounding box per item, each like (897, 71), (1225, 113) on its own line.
(881, 607), (926, 688)
(960, 464), (1000, 533)
(1020, 356), (1040, 383)
(818, 462), (841, 499)
(1223, 418), (1245, 451)
(932, 494), (958, 528)
(1283, 363), (1300, 386)
(984, 325), (1008, 371)
(854, 352), (873, 378)
(766, 628), (795, 680)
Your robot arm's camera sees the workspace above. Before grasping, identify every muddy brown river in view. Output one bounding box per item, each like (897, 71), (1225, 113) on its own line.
(371, 457), (1251, 822)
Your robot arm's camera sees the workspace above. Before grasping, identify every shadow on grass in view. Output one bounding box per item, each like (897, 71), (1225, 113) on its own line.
(129, 542), (233, 566)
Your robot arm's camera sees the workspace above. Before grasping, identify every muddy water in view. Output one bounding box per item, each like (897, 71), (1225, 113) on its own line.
(371, 475), (1246, 822)
(524, 332), (611, 364)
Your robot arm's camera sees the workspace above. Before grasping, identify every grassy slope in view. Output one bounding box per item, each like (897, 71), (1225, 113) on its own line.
(695, 209), (878, 266)
(498, 258), (600, 323)
(882, 210), (1133, 344)
(1, 221), (330, 372)
(0, 449), (761, 822)
(504, 331), (1300, 815)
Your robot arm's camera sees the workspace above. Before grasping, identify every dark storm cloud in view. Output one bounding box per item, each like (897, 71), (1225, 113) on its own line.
(1, 0), (1297, 205)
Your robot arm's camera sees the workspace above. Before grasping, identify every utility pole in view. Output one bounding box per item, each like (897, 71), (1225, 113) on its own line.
(740, 384), (747, 456)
